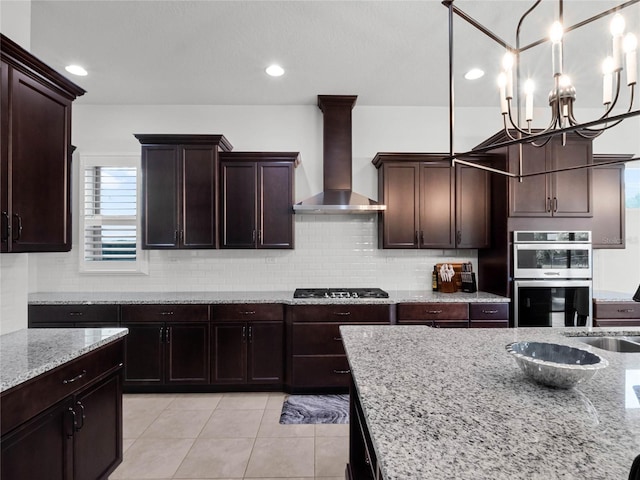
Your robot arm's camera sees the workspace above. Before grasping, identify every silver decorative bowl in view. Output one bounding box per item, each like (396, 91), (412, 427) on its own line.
(506, 341), (608, 389)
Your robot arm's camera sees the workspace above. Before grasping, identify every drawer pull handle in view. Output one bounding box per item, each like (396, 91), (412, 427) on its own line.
(240, 311), (256, 315)
(63, 370), (87, 384)
(482, 310), (499, 315)
(333, 336), (343, 341)
(69, 312), (84, 316)
(333, 312), (351, 316)
(333, 369), (351, 375)
(618, 309), (635, 313)
(160, 311), (174, 316)
(427, 310), (443, 314)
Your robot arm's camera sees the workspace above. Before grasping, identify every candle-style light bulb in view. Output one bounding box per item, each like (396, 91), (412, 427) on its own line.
(524, 79), (535, 122)
(602, 57), (615, 104)
(502, 51), (514, 99)
(611, 14), (626, 71)
(624, 33), (638, 85)
(497, 73), (508, 114)
(550, 21), (564, 76)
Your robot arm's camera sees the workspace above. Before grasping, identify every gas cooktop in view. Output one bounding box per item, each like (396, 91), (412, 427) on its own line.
(293, 288), (389, 299)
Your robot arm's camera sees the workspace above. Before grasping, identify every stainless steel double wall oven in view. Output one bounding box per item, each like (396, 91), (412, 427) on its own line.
(513, 231), (593, 328)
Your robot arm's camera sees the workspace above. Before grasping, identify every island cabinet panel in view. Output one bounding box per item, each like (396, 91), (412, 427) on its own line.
(397, 302), (469, 328)
(1, 34), (85, 253)
(373, 153), (490, 249)
(347, 377), (380, 480)
(120, 304), (210, 389)
(29, 304), (119, 328)
(220, 152), (299, 249)
(136, 134), (233, 249)
(211, 304), (284, 387)
(0, 339), (124, 480)
(593, 301), (640, 327)
(286, 304), (391, 393)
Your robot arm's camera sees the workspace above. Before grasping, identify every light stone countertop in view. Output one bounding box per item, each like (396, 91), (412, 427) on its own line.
(340, 324), (640, 480)
(593, 290), (639, 302)
(0, 328), (128, 393)
(28, 290), (509, 305)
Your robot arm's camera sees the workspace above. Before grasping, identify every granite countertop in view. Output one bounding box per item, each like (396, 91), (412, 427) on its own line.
(593, 290), (639, 302)
(0, 328), (128, 393)
(340, 325), (640, 480)
(28, 290), (509, 305)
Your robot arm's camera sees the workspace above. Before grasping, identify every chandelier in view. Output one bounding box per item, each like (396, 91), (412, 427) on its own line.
(498, 4), (637, 145)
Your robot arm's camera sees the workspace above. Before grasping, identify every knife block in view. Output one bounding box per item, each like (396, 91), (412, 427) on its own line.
(439, 280), (457, 293)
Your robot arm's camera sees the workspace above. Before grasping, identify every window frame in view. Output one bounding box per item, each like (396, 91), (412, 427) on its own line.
(78, 155), (148, 274)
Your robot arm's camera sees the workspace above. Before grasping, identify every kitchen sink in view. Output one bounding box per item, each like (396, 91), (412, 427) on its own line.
(578, 337), (640, 353)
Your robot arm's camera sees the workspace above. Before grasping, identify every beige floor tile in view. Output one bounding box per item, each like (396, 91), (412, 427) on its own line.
(257, 408), (315, 438)
(244, 437), (315, 478)
(167, 393), (224, 411)
(199, 409), (264, 438)
(315, 436), (349, 478)
(141, 409), (213, 439)
(109, 438), (194, 479)
(174, 437), (254, 478)
(314, 423), (349, 437)
(122, 410), (162, 439)
(265, 392), (287, 409)
(122, 438), (136, 454)
(123, 393), (176, 413)
(216, 392), (270, 410)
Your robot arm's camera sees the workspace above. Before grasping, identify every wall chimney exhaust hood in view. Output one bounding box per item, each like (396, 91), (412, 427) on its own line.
(293, 95), (386, 214)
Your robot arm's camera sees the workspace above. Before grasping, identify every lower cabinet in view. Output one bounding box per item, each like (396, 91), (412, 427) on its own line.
(593, 301), (640, 327)
(347, 377), (380, 480)
(121, 305), (210, 389)
(211, 304), (284, 387)
(29, 304), (120, 328)
(287, 305), (391, 392)
(0, 340), (124, 480)
(469, 303), (509, 328)
(397, 302), (509, 328)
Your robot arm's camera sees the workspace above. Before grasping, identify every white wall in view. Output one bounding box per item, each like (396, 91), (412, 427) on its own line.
(0, 0), (31, 48)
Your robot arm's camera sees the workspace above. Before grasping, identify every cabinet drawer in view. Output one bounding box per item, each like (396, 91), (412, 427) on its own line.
(289, 305), (390, 323)
(1, 339), (124, 435)
(470, 320), (509, 328)
(292, 323), (348, 355)
(291, 355), (351, 389)
(397, 303), (469, 321)
(29, 304), (119, 326)
(593, 303), (639, 319)
(594, 318), (640, 327)
(121, 304), (209, 322)
(469, 303), (509, 320)
(212, 304), (283, 321)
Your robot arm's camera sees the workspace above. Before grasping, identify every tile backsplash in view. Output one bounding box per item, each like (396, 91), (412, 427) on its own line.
(28, 216), (476, 293)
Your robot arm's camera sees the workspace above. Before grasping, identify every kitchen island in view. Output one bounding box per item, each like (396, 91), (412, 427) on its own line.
(340, 325), (640, 479)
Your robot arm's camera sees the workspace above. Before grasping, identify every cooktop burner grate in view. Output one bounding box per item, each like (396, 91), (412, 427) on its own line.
(293, 288), (389, 299)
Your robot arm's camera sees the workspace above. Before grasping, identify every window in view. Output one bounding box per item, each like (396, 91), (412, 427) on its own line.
(626, 167), (640, 209)
(79, 155), (147, 273)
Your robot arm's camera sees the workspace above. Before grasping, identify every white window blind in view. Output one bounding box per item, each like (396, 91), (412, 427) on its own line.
(80, 156), (147, 273)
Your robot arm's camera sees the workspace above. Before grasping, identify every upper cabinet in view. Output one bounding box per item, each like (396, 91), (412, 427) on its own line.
(373, 153), (490, 249)
(135, 134), (233, 249)
(1, 34), (85, 253)
(220, 152), (300, 249)
(477, 132), (593, 218)
(591, 154), (630, 249)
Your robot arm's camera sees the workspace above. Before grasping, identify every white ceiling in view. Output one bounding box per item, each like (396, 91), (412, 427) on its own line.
(26, 0), (640, 108)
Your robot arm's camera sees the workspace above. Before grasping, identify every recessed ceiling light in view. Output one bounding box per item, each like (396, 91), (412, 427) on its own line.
(65, 64), (88, 76)
(464, 68), (484, 80)
(265, 64), (285, 77)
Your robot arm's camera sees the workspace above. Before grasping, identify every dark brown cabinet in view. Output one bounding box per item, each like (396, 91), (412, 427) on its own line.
(29, 304), (119, 328)
(591, 155), (629, 249)
(220, 152), (299, 249)
(1, 339), (124, 480)
(593, 300), (640, 327)
(286, 304), (391, 392)
(120, 304), (210, 388)
(373, 153), (490, 249)
(1, 34), (85, 253)
(135, 134), (233, 249)
(211, 304), (284, 386)
(397, 302), (509, 328)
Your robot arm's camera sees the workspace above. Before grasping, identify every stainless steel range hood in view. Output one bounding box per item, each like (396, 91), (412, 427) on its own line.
(293, 95), (386, 214)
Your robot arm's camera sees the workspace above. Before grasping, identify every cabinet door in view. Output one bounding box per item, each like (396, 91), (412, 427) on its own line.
(380, 162), (419, 248)
(166, 322), (210, 384)
(550, 136), (592, 217)
(221, 162), (257, 248)
(248, 321), (283, 384)
(419, 163), (454, 248)
(181, 145), (218, 248)
(211, 323), (247, 383)
(9, 68), (72, 252)
(592, 164), (625, 248)
(259, 162), (294, 249)
(73, 373), (122, 480)
(1, 397), (73, 480)
(509, 143), (550, 217)
(1, 61), (8, 251)
(122, 323), (164, 384)
(456, 165), (490, 248)
(142, 145), (179, 248)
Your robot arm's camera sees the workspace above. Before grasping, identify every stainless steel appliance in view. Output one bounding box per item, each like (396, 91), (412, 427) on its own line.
(513, 231), (592, 328)
(293, 288), (389, 299)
